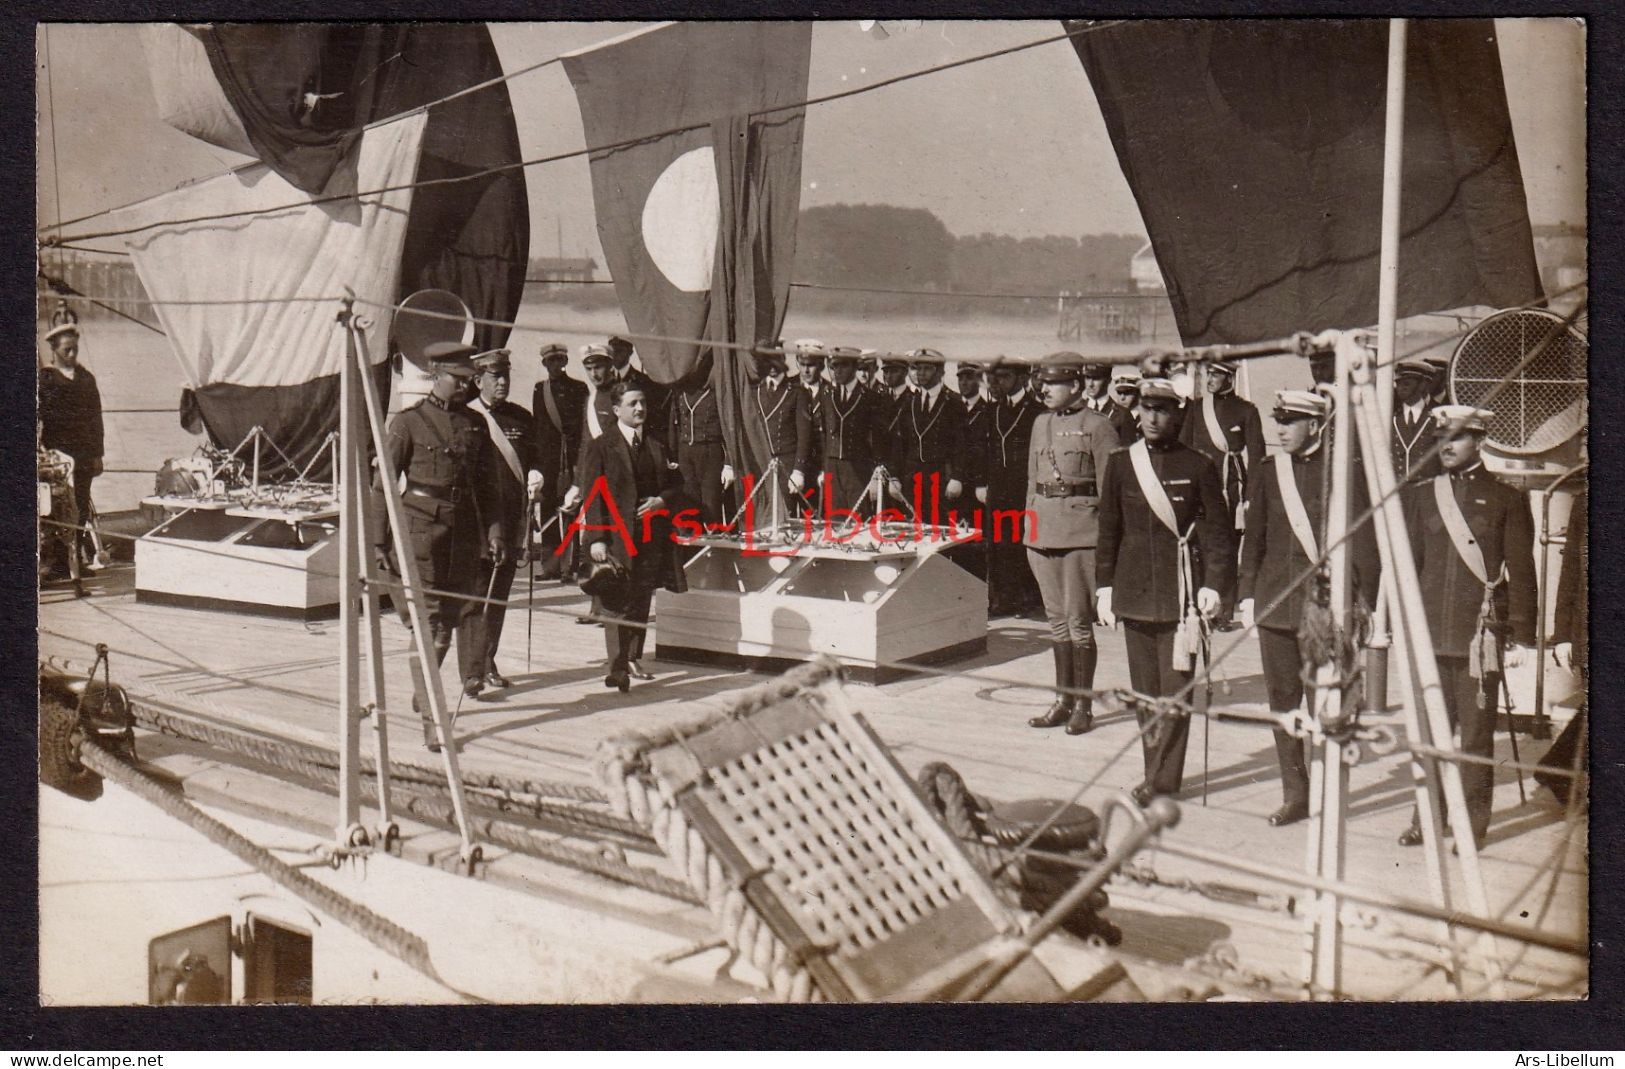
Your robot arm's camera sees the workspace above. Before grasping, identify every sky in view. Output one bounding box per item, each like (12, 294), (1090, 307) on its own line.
(37, 19), (1585, 266)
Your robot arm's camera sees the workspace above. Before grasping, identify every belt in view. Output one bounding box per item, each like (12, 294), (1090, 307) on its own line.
(407, 482), (464, 505)
(1035, 479), (1097, 498)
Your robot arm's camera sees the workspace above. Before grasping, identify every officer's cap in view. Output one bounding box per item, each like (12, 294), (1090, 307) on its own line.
(472, 348), (511, 372)
(792, 338), (827, 359)
(1209, 359), (1238, 376)
(827, 346), (862, 366)
(44, 322), (80, 345)
(1273, 389), (1331, 421)
(1395, 358), (1434, 380)
(1036, 351), (1086, 383)
(1422, 356), (1451, 371)
(1138, 378), (1183, 405)
(956, 362), (984, 379)
(580, 343), (612, 367)
(424, 340), (479, 376)
(1113, 378), (1142, 398)
(1430, 404), (1492, 434)
(606, 335), (634, 355)
(880, 353), (909, 370)
(908, 348), (945, 367)
(1081, 362), (1111, 380)
(539, 342), (569, 361)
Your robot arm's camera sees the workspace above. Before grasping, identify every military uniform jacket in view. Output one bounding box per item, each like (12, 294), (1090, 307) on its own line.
(1391, 403), (1440, 482)
(532, 374), (587, 492)
(962, 398), (991, 488)
(576, 426), (686, 590)
(1180, 391), (1265, 526)
(573, 384), (619, 487)
(1402, 463), (1536, 658)
(985, 393), (1042, 507)
(470, 396), (540, 552)
(39, 365), (104, 462)
(1023, 405), (1117, 549)
(1099, 398), (1138, 446)
(667, 382), (724, 449)
(890, 388), (969, 487)
(1097, 439), (1233, 623)
(752, 377), (814, 472)
(374, 393), (505, 547)
(812, 383), (884, 470)
(1237, 446), (1380, 632)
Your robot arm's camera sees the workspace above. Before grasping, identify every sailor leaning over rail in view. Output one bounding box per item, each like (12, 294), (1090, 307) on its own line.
(1096, 378), (1233, 808)
(1021, 352), (1118, 735)
(1236, 390), (1381, 828)
(1397, 404), (1537, 849)
(371, 342), (509, 752)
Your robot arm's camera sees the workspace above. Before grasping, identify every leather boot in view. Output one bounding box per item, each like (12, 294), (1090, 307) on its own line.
(1029, 641), (1074, 728)
(1066, 640), (1098, 734)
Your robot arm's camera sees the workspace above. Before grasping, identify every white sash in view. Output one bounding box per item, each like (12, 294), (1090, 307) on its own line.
(472, 398), (525, 485)
(1201, 394), (1230, 455)
(1433, 475), (1488, 584)
(542, 379), (564, 433)
(1274, 454), (1318, 562)
(585, 386), (604, 439)
(1129, 439), (1182, 537)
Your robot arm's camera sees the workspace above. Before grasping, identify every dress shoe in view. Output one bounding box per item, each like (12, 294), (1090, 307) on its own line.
(604, 670), (631, 693)
(628, 660), (654, 681)
(462, 677), (484, 699)
(1028, 700), (1072, 729)
(1064, 707), (1094, 735)
(1130, 784), (1156, 809)
(484, 670), (511, 690)
(1268, 802), (1309, 827)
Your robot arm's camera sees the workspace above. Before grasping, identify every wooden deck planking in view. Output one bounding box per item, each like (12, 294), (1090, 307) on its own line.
(39, 563), (1587, 999)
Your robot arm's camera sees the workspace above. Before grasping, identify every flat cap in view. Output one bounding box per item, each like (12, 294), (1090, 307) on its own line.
(1138, 377), (1182, 404)
(424, 340), (479, 375)
(1036, 351), (1086, 383)
(1273, 389), (1331, 420)
(1430, 404), (1492, 434)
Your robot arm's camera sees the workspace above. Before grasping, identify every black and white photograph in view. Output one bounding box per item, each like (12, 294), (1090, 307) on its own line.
(32, 17), (1589, 1009)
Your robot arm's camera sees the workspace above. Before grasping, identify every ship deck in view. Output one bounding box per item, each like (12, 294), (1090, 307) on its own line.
(38, 562), (1588, 1002)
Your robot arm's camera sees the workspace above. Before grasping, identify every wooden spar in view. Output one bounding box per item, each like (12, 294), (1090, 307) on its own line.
(1369, 19), (1407, 658)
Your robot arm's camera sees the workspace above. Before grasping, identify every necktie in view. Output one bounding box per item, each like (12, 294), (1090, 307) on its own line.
(633, 431), (643, 451)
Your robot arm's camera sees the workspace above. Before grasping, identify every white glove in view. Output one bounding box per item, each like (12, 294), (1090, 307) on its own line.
(886, 478), (903, 499)
(1503, 643), (1528, 670)
(1238, 598), (1255, 630)
(975, 486), (988, 505)
(788, 469), (805, 493)
(945, 478), (963, 500)
(589, 542), (608, 563)
(1552, 642), (1574, 670)
(526, 469), (544, 499)
(721, 464), (736, 489)
(1096, 587), (1116, 628)
(1197, 587), (1221, 618)
(562, 484), (582, 511)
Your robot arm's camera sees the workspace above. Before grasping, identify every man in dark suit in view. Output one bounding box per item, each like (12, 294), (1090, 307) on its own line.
(1391, 358), (1441, 481)
(1397, 405), (1536, 848)
(886, 349), (970, 532)
(463, 349), (542, 692)
(577, 381), (686, 693)
(532, 342), (586, 577)
(746, 343), (814, 515)
(1096, 379), (1232, 805)
(1237, 390), (1380, 826)
(666, 358), (731, 531)
(811, 347), (887, 522)
(979, 361), (1043, 617)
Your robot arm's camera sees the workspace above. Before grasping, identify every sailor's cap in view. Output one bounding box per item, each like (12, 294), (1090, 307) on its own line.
(1273, 389), (1331, 420)
(827, 346), (863, 365)
(538, 342), (569, 361)
(856, 349), (879, 366)
(472, 348), (512, 372)
(1395, 358), (1435, 380)
(1112, 377), (1142, 397)
(792, 338), (827, 358)
(580, 343), (612, 366)
(424, 341), (479, 376)
(908, 348), (945, 366)
(1209, 358), (1239, 375)
(880, 353), (909, 369)
(44, 322), (80, 345)
(606, 335), (634, 354)
(1036, 351), (1086, 383)
(1081, 362), (1112, 379)
(1138, 378), (1183, 404)
(1430, 404), (1493, 434)
(956, 361), (985, 377)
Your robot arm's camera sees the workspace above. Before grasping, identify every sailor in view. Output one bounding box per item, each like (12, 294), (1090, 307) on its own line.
(578, 381), (686, 693)
(811, 347), (887, 521)
(1236, 390), (1380, 826)
(1398, 405), (1536, 848)
(607, 333), (665, 428)
(1083, 362), (1136, 446)
(461, 348), (542, 693)
(856, 351), (879, 393)
(1181, 359), (1265, 625)
(371, 342), (506, 749)
(886, 349), (971, 530)
(792, 339), (828, 403)
(1096, 378), (1232, 805)
(38, 317), (103, 575)
(957, 362), (987, 414)
(1423, 355), (1452, 409)
(532, 342), (586, 577)
(1108, 374), (1142, 444)
(979, 360), (1043, 616)
(1391, 358), (1441, 481)
(666, 356), (731, 530)
(957, 360), (992, 579)
(1023, 352), (1118, 733)
(748, 340), (814, 510)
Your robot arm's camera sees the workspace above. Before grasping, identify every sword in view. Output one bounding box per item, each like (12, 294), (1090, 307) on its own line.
(1496, 639), (1527, 804)
(527, 501), (541, 674)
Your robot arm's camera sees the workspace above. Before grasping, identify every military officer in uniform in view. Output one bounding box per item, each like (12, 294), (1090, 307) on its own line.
(532, 342), (585, 577)
(812, 347), (887, 521)
(666, 357), (732, 530)
(748, 341), (814, 510)
(1182, 359), (1264, 624)
(372, 343), (506, 749)
(1108, 375), (1142, 444)
(886, 349), (971, 531)
(1398, 405), (1536, 848)
(792, 339), (828, 403)
(1237, 390), (1380, 826)
(607, 334), (665, 428)
(1023, 353), (1119, 733)
(1391, 358), (1440, 481)
(856, 351), (879, 393)
(1082, 363), (1134, 446)
(957, 361), (992, 579)
(980, 361), (1043, 616)
(39, 318), (104, 574)
(1096, 379), (1232, 805)
(563, 344), (620, 626)
(462, 349), (542, 692)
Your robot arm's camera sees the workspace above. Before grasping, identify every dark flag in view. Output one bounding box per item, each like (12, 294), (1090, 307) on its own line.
(1069, 19), (1543, 345)
(564, 21), (813, 473)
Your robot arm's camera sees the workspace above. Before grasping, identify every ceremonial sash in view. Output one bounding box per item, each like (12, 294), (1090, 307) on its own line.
(472, 399), (526, 485)
(585, 386), (604, 439)
(542, 379), (564, 433)
(1203, 394), (1249, 527)
(1433, 474), (1488, 584)
(1201, 394), (1230, 455)
(1130, 439), (1202, 669)
(1129, 439), (1182, 537)
(1274, 454), (1318, 562)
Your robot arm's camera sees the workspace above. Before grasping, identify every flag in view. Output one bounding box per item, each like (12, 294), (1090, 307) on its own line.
(1069, 19), (1543, 345)
(110, 115), (426, 478)
(564, 21), (813, 471)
